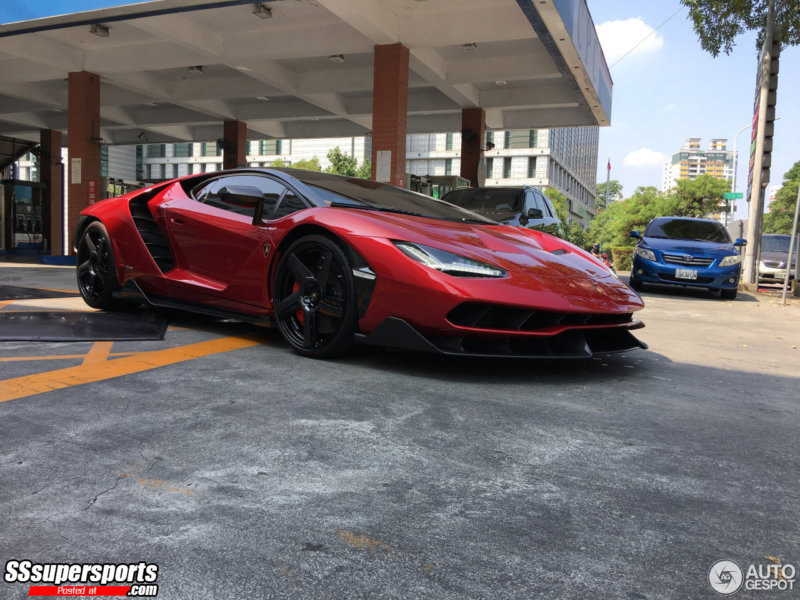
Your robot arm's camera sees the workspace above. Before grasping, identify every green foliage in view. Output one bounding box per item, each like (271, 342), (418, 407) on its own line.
(594, 180), (623, 212)
(763, 161), (800, 234)
(544, 187), (568, 223)
(291, 157), (322, 172)
(325, 147), (371, 179)
(680, 0), (800, 57)
(611, 248), (634, 271)
(268, 158), (288, 168)
(670, 175), (730, 217)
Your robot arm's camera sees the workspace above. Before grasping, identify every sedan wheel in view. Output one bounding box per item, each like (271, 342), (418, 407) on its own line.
(76, 222), (119, 309)
(273, 234), (358, 357)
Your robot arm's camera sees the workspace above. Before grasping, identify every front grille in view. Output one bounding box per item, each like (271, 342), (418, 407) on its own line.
(658, 274), (714, 284)
(662, 253), (714, 267)
(447, 302), (632, 332)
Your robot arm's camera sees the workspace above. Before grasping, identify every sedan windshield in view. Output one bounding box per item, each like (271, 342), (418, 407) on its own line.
(443, 188), (523, 214)
(279, 169), (494, 224)
(645, 219), (731, 243)
(761, 235), (791, 253)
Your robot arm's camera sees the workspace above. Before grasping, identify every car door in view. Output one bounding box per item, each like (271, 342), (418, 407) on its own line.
(159, 174), (287, 306)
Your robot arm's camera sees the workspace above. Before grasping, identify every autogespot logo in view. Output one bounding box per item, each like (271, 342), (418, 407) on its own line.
(709, 560), (744, 595)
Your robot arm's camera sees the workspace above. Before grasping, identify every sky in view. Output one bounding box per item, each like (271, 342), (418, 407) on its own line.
(586, 0), (800, 220)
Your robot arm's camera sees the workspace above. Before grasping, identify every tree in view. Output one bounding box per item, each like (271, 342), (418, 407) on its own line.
(763, 161), (800, 233)
(594, 180), (623, 212)
(268, 158), (288, 168)
(669, 174), (730, 217)
(545, 187), (589, 248)
(325, 146), (371, 179)
(680, 0), (800, 57)
(291, 157), (322, 172)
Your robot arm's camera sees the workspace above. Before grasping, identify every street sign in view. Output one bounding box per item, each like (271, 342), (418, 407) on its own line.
(723, 192), (744, 199)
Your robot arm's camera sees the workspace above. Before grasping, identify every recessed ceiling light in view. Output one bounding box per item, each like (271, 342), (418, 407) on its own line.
(236, 65), (252, 72)
(462, 43), (478, 50)
(188, 66), (204, 75)
(144, 102), (157, 107)
(495, 80), (508, 87)
(257, 96), (269, 101)
(329, 54), (345, 63)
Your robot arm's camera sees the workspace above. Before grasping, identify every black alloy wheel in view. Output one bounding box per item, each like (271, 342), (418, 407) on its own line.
(76, 221), (119, 309)
(273, 234), (358, 358)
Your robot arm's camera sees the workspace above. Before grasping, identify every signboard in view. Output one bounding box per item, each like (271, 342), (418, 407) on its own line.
(87, 179), (97, 204)
(723, 192), (744, 200)
(375, 150), (391, 183)
(71, 158), (81, 185)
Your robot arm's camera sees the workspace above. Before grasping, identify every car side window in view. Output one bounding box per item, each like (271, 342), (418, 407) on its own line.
(270, 189), (308, 220)
(193, 175), (287, 219)
(538, 192), (555, 219)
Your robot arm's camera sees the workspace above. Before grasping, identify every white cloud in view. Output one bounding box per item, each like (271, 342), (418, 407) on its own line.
(596, 18), (664, 66)
(624, 148), (666, 168)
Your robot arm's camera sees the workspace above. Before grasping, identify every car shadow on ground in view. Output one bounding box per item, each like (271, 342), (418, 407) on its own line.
(623, 276), (758, 303)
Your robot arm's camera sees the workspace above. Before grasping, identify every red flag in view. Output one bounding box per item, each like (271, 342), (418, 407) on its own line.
(607, 159), (611, 171)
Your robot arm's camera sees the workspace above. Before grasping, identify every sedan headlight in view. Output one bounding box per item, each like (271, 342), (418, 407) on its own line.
(719, 255), (742, 267)
(634, 247), (656, 262)
(393, 241), (507, 278)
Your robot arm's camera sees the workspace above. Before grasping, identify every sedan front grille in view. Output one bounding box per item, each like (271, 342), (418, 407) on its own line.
(662, 253), (714, 267)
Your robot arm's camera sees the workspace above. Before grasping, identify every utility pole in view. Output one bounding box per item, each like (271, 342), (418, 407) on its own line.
(605, 158), (611, 207)
(743, 0), (780, 283)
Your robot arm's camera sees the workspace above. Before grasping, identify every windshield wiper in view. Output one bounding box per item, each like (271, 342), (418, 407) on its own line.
(329, 201), (427, 218)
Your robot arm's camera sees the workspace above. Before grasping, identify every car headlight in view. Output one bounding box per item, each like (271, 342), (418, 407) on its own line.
(719, 255), (742, 267)
(634, 247), (656, 262)
(393, 241), (507, 278)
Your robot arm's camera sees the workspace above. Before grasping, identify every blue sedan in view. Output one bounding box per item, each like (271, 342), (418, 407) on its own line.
(628, 217), (747, 300)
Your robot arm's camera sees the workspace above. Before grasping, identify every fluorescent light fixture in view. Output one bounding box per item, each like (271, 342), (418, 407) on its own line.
(90, 23), (109, 37)
(462, 42), (478, 50)
(256, 96), (269, 101)
(188, 66), (204, 75)
(329, 54), (345, 63)
(495, 80), (508, 87)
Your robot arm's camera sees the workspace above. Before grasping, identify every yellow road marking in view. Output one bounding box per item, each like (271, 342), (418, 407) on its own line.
(0, 300), (16, 309)
(82, 341), (114, 365)
(0, 335), (261, 403)
(1, 298), (94, 311)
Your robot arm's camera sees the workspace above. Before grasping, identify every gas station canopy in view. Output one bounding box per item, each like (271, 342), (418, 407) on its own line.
(0, 0), (612, 145)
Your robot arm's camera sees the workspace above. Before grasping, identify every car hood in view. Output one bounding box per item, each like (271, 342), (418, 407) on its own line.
(641, 236), (738, 256)
(330, 210), (642, 312)
(760, 249), (797, 265)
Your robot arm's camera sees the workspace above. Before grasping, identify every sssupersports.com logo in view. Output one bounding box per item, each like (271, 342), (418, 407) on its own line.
(4, 560), (159, 597)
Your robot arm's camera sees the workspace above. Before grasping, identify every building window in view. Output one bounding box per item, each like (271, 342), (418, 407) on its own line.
(260, 140), (281, 155)
(445, 158), (452, 175)
(146, 144), (166, 158)
(445, 133), (453, 151)
(486, 131), (494, 148)
(486, 157), (494, 179)
(201, 142), (221, 157)
(504, 131), (511, 149)
(173, 143), (193, 158)
(529, 130), (537, 148)
(527, 156), (536, 178)
(503, 157), (511, 178)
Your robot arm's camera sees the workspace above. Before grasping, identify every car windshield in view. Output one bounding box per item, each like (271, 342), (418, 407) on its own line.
(761, 235), (791, 253)
(278, 169), (494, 224)
(443, 188), (523, 215)
(645, 219), (731, 243)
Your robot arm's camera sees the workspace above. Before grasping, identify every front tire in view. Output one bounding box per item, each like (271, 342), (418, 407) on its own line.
(273, 234), (358, 358)
(76, 221), (119, 309)
(720, 287), (737, 300)
(628, 274), (643, 292)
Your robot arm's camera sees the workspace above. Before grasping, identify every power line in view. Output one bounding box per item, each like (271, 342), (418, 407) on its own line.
(610, 6), (684, 69)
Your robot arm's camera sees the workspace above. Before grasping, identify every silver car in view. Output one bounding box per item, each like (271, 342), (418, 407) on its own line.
(759, 234), (796, 282)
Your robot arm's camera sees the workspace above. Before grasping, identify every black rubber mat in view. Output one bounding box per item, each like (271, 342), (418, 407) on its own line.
(0, 285), (79, 300)
(0, 311), (168, 341)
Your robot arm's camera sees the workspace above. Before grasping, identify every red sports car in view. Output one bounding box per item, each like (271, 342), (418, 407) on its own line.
(74, 168), (645, 358)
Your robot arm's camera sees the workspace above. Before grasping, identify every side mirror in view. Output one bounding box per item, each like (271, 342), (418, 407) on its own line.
(734, 238), (747, 247)
(527, 208), (544, 220)
(629, 230), (641, 239)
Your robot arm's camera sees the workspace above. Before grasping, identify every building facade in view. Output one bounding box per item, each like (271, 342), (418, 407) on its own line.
(662, 137), (735, 191)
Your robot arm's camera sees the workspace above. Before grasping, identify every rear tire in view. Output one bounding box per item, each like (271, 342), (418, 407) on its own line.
(273, 234), (358, 358)
(720, 287), (737, 300)
(76, 221), (120, 309)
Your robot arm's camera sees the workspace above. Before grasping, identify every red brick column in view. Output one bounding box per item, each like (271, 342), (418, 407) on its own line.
(68, 71), (101, 252)
(460, 108), (485, 188)
(371, 43), (409, 187)
(40, 129), (64, 255)
(223, 120), (247, 169)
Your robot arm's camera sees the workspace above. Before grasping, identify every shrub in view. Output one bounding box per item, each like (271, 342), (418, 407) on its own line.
(611, 247), (634, 271)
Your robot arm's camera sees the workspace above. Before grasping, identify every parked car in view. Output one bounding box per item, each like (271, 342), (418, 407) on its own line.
(759, 233), (796, 283)
(441, 186), (563, 237)
(74, 168), (645, 359)
(628, 217), (746, 300)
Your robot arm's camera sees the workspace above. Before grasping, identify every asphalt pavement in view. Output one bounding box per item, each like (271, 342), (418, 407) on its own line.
(1, 262), (798, 599)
